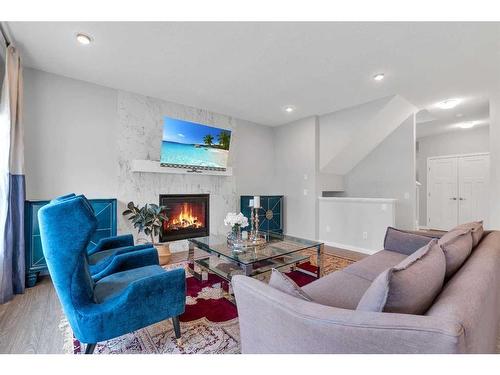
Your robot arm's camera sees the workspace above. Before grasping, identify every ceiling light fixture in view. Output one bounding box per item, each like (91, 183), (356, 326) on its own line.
(456, 113), (464, 118)
(373, 73), (385, 81)
(458, 121), (476, 129)
(436, 98), (461, 109)
(76, 33), (92, 45)
(283, 105), (296, 113)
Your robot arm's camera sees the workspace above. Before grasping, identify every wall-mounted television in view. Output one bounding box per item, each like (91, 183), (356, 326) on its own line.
(160, 116), (232, 171)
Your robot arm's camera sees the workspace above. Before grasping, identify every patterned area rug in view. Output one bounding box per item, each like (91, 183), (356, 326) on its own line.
(301, 248), (356, 275)
(63, 252), (354, 354)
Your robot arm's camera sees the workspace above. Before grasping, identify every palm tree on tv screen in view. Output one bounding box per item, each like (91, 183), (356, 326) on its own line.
(203, 134), (213, 145)
(218, 131), (231, 150)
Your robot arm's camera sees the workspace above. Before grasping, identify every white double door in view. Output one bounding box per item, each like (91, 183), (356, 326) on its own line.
(427, 153), (489, 230)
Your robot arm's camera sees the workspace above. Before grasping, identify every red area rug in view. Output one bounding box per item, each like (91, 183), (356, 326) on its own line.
(66, 255), (350, 354)
(180, 267), (315, 324)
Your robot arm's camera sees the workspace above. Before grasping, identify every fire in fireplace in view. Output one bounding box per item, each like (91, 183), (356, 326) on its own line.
(159, 194), (209, 242)
(167, 202), (204, 230)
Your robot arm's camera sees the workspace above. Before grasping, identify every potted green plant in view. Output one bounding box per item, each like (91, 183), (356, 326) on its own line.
(122, 202), (171, 265)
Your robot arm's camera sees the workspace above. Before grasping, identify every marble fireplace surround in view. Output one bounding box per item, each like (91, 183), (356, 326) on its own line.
(116, 91), (277, 250)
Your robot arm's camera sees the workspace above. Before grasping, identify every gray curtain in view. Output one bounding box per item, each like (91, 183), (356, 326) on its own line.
(0, 45), (25, 304)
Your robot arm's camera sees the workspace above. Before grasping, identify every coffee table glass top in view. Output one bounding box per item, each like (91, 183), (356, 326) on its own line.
(188, 232), (323, 265)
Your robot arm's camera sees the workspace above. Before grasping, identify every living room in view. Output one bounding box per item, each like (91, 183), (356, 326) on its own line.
(1, 1), (500, 372)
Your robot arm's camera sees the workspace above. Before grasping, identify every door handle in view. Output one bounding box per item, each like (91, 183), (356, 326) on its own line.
(459, 197), (466, 201)
(450, 197), (457, 200)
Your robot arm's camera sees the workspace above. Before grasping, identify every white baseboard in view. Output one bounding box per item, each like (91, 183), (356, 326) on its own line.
(320, 240), (379, 255)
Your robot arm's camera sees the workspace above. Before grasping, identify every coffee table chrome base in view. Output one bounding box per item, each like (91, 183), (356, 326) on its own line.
(187, 239), (324, 302)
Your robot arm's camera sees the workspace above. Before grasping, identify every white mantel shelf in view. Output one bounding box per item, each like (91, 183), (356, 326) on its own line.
(131, 159), (233, 176)
(318, 197), (397, 203)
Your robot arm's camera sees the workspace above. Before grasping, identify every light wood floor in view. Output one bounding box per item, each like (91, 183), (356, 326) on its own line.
(0, 246), (364, 354)
(0, 275), (66, 354)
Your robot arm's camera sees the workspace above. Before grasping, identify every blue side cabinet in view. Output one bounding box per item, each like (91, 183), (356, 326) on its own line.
(25, 198), (117, 287)
(240, 195), (284, 234)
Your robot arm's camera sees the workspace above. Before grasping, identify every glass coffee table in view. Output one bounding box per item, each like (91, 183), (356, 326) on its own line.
(187, 232), (324, 284)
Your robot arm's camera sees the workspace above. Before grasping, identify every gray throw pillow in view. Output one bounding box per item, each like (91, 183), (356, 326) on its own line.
(384, 226), (435, 255)
(453, 221), (484, 247)
(357, 239), (446, 315)
(268, 269), (312, 301)
(438, 228), (474, 278)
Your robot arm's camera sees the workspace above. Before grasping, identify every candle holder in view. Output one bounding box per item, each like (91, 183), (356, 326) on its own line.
(250, 206), (255, 235)
(250, 206), (261, 240)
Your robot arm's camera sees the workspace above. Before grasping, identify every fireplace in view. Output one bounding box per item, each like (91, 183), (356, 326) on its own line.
(159, 194), (209, 242)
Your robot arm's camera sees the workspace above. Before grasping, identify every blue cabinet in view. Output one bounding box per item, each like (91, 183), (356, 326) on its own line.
(25, 198), (117, 287)
(240, 195), (283, 234)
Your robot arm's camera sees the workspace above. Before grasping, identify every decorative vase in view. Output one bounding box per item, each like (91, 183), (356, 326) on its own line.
(154, 243), (171, 265)
(233, 225), (242, 240)
(227, 225), (245, 251)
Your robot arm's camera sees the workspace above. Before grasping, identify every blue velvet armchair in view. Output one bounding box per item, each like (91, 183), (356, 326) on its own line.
(90, 233), (134, 254)
(39, 196), (186, 354)
(50, 193), (159, 281)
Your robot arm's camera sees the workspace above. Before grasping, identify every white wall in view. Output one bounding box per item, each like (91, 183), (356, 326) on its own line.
(0, 51), (4, 88)
(232, 119), (277, 196)
(319, 95), (417, 175)
(273, 101), (418, 241)
(273, 117), (318, 240)
(24, 68), (119, 199)
(489, 93), (500, 229)
(318, 197), (396, 254)
(416, 126), (490, 227)
(319, 98), (385, 172)
(344, 115), (417, 230)
(23, 68), (276, 239)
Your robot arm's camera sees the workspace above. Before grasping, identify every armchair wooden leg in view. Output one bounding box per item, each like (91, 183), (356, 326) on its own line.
(84, 343), (96, 354)
(172, 316), (181, 339)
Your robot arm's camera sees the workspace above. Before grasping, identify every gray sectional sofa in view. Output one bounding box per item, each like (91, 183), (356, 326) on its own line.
(233, 228), (500, 353)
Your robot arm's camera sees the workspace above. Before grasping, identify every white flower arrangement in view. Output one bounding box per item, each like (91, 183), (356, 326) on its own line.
(224, 212), (249, 229)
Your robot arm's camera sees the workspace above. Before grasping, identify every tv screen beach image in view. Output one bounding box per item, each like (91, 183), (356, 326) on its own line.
(160, 117), (232, 169)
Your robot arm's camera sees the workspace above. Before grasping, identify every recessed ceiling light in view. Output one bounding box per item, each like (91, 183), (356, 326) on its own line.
(436, 98), (461, 109)
(456, 113), (464, 118)
(458, 121), (476, 129)
(76, 33), (92, 45)
(283, 105), (296, 113)
(373, 73), (385, 81)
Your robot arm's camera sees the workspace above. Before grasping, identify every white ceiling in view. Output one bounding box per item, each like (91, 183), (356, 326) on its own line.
(416, 98), (489, 138)
(6, 22), (500, 126)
